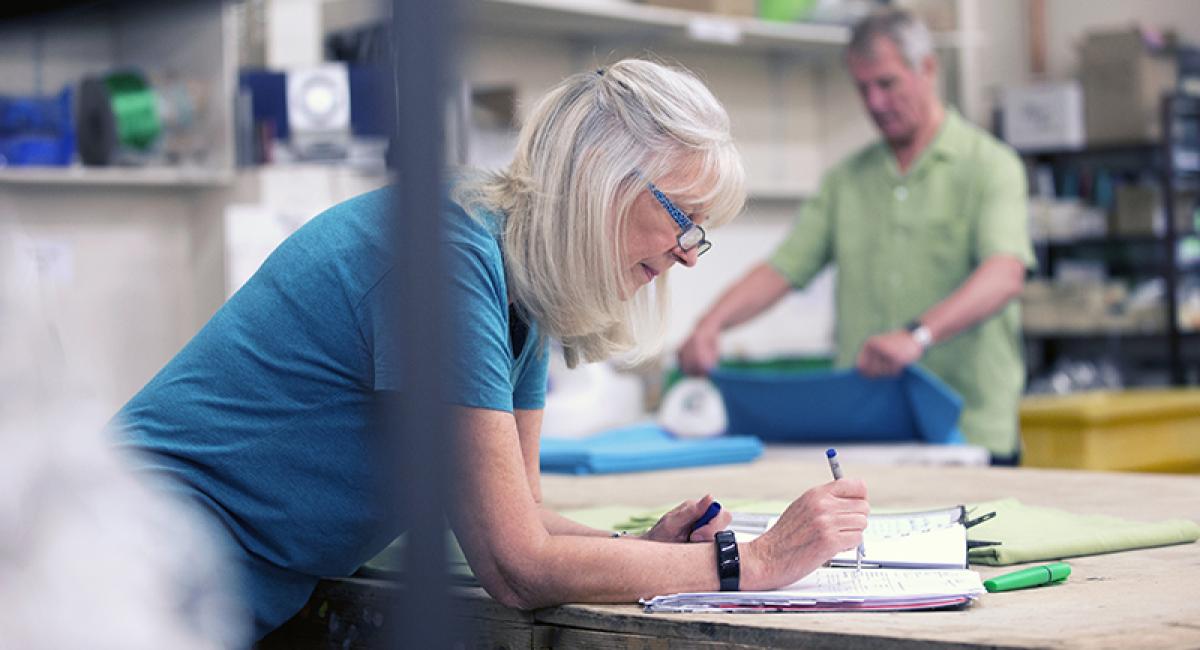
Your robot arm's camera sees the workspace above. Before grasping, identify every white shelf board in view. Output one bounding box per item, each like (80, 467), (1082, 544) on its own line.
(470, 0), (850, 55)
(0, 166), (234, 188)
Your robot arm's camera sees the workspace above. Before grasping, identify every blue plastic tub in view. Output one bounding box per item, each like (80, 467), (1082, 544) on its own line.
(710, 365), (963, 444)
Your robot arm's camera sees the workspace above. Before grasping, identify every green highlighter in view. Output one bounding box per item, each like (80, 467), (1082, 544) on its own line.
(984, 562), (1072, 593)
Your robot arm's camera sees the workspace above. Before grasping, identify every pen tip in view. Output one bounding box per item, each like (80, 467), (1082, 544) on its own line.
(826, 448), (836, 458)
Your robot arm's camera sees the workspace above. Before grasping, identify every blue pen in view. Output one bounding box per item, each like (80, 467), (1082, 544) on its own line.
(826, 449), (866, 571)
(690, 501), (722, 534)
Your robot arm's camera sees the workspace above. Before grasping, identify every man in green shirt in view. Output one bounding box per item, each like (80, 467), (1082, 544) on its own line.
(678, 8), (1034, 462)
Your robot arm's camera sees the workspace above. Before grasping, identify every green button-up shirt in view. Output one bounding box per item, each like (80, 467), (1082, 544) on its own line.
(768, 109), (1034, 455)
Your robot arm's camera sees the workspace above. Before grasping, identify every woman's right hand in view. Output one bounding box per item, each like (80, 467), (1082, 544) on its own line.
(742, 479), (870, 591)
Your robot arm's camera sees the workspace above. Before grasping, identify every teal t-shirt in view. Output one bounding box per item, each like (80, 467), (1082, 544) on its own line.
(113, 187), (548, 637)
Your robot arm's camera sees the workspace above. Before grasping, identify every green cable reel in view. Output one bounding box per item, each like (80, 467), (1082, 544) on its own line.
(78, 70), (163, 165)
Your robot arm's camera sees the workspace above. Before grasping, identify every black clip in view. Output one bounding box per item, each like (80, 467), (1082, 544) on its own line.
(965, 511), (997, 529)
(967, 539), (1003, 550)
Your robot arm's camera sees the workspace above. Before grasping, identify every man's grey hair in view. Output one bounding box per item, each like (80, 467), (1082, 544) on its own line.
(847, 8), (934, 70)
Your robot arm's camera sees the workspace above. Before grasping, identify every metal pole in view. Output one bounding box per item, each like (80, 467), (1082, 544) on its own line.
(392, 0), (458, 646)
(1161, 94), (1184, 385)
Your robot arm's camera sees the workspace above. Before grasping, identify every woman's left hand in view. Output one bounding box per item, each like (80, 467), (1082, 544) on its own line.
(640, 494), (732, 543)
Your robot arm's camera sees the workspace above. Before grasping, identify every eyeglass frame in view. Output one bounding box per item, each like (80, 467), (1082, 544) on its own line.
(644, 179), (712, 257)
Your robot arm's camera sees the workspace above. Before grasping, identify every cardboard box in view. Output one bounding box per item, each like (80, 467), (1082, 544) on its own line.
(1112, 184), (1195, 237)
(1079, 29), (1177, 145)
(641, 0), (757, 17)
(1002, 82), (1085, 152)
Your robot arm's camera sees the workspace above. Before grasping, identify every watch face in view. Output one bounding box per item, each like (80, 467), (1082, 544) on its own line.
(910, 325), (933, 349)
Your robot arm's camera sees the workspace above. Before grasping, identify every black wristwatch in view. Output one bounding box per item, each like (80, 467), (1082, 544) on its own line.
(714, 530), (740, 592)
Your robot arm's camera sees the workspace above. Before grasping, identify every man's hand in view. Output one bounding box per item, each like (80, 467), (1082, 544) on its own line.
(677, 322), (721, 377)
(856, 329), (923, 377)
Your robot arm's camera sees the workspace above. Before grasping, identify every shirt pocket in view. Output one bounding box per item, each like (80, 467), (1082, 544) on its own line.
(914, 208), (971, 271)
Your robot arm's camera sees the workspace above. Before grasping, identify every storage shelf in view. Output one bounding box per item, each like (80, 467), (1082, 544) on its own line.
(0, 166), (234, 188)
(1024, 330), (1200, 341)
(1033, 235), (1169, 248)
(470, 0), (850, 55)
(1020, 142), (1159, 157)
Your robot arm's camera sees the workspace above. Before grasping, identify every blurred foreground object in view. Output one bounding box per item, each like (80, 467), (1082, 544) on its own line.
(0, 219), (247, 648)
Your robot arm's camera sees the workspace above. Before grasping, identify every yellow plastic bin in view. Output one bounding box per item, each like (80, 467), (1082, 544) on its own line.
(1020, 389), (1200, 473)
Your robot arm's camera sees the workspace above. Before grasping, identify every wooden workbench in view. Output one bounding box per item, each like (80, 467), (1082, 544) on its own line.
(261, 450), (1200, 649)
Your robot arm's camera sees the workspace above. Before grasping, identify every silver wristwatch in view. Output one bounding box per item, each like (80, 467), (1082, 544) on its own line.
(906, 320), (934, 350)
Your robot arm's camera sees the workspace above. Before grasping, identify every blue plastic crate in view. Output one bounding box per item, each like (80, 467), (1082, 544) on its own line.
(710, 365), (963, 444)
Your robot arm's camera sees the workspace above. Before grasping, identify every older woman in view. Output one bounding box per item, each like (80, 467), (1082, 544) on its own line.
(114, 59), (868, 639)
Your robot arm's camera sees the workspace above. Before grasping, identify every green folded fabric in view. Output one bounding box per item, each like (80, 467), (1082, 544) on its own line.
(609, 498), (1200, 566)
(965, 498), (1200, 565)
(360, 498), (1200, 579)
(609, 500), (794, 535)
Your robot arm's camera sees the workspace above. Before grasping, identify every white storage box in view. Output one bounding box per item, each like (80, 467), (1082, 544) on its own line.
(1002, 82), (1085, 153)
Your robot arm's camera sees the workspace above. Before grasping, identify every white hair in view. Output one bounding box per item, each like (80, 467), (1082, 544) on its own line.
(458, 58), (745, 367)
(848, 7), (935, 70)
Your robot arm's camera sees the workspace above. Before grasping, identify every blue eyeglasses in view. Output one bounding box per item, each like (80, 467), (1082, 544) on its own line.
(646, 181), (712, 257)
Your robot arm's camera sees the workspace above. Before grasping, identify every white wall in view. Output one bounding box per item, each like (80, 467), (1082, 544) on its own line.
(1, 187), (202, 411)
(954, 0), (1031, 126)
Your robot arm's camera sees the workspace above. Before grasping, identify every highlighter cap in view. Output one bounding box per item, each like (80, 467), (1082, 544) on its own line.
(983, 562), (1071, 592)
(1046, 562), (1071, 582)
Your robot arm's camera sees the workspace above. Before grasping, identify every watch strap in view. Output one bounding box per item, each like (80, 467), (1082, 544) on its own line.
(714, 530), (740, 592)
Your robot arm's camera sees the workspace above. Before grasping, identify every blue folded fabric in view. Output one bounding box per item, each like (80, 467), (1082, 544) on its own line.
(540, 422), (764, 474)
(710, 365), (964, 444)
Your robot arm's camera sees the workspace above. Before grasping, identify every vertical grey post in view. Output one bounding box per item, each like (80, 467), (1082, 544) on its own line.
(1161, 94), (1184, 385)
(392, 0), (458, 646)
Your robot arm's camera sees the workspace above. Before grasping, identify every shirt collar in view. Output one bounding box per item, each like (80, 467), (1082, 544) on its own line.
(927, 107), (966, 162)
(878, 106), (964, 179)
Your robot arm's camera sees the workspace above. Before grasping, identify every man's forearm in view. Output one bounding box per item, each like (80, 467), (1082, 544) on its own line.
(917, 255), (1026, 345)
(698, 262), (793, 333)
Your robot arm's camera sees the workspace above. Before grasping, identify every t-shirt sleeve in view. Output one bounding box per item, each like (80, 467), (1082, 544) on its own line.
(512, 339), (549, 411)
(767, 174), (836, 288)
(359, 240), (518, 413)
(354, 270), (402, 392)
(441, 241), (518, 412)
(973, 146), (1036, 269)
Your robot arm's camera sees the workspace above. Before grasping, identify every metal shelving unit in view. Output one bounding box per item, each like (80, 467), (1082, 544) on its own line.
(1021, 93), (1200, 386)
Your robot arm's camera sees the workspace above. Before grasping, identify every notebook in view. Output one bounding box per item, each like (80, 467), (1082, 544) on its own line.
(729, 506), (970, 569)
(643, 506), (984, 613)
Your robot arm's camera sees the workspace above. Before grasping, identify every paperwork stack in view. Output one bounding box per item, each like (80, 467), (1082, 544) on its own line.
(644, 506), (986, 613)
(643, 568), (985, 612)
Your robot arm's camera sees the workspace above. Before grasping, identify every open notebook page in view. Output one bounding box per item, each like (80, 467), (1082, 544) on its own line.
(731, 506), (967, 569)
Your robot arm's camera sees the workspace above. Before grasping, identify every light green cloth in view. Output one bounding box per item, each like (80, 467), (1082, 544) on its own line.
(966, 498), (1200, 565)
(768, 108), (1035, 456)
(612, 498), (1200, 566)
(361, 498), (1200, 578)
(610, 500), (792, 535)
